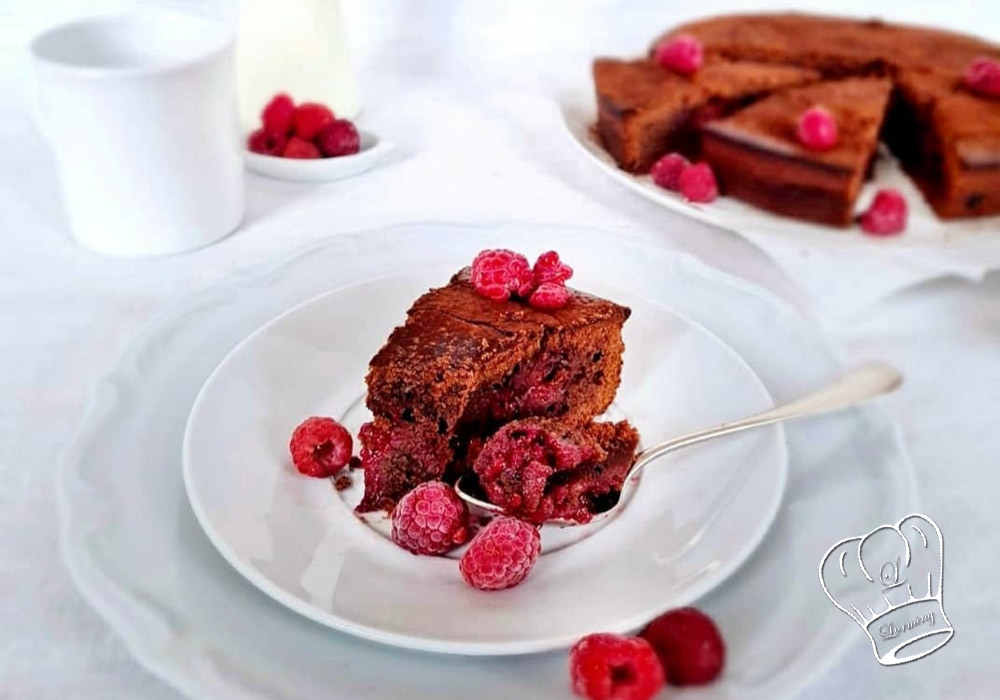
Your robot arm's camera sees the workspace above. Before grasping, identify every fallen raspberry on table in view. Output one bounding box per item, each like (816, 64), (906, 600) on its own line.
(289, 417), (353, 478)
(528, 282), (571, 311)
(247, 128), (287, 156)
(316, 119), (361, 157)
(640, 607), (725, 686)
(293, 102), (335, 140)
(654, 35), (703, 75)
(459, 516), (540, 591)
(391, 482), (470, 556)
(859, 188), (907, 236)
(282, 136), (322, 159)
(532, 250), (574, 286)
(678, 162), (718, 203)
(964, 56), (1000, 98)
(797, 106), (839, 151)
(569, 633), (666, 700)
(470, 249), (535, 301)
(650, 152), (689, 191)
(262, 93), (296, 136)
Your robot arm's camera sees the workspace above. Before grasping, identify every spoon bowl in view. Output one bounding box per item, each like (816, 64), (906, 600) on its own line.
(455, 361), (903, 525)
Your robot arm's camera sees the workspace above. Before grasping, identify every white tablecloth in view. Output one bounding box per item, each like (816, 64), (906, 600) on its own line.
(2, 1), (998, 697)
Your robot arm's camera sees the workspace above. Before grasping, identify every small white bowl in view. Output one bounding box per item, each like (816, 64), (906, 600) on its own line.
(243, 129), (393, 182)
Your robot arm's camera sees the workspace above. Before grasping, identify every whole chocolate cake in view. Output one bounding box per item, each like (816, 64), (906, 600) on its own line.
(593, 12), (1000, 222)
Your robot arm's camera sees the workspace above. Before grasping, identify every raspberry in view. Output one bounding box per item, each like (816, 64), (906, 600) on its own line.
(293, 102), (335, 140)
(640, 608), (725, 686)
(282, 136), (322, 159)
(797, 106), (839, 151)
(391, 482), (470, 555)
(528, 282), (571, 311)
(964, 56), (1000, 98)
(678, 162), (718, 203)
(532, 251), (574, 286)
(247, 128), (287, 156)
(261, 93), (295, 136)
(654, 35), (703, 75)
(459, 516), (540, 591)
(859, 188), (907, 236)
(470, 249), (535, 301)
(289, 417), (353, 478)
(316, 119), (361, 157)
(569, 633), (665, 700)
(650, 152), (689, 191)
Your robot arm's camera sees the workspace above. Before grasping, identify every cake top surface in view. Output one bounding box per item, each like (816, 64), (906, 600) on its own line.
(703, 77), (893, 172)
(659, 13), (1000, 75)
(593, 57), (819, 115)
(367, 268), (630, 390)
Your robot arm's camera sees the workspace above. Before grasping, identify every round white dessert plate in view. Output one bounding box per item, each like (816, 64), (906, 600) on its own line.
(243, 129), (393, 182)
(58, 222), (916, 700)
(554, 84), (1000, 267)
(182, 266), (787, 655)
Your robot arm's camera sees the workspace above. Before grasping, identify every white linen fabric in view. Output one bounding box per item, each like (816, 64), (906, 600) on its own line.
(1, 0), (998, 698)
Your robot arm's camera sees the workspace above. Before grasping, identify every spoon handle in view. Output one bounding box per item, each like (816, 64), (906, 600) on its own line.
(631, 362), (903, 470)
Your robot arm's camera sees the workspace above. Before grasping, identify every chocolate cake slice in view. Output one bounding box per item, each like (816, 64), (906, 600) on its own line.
(701, 77), (893, 225)
(473, 419), (640, 525)
(888, 70), (1000, 219)
(593, 57), (820, 173)
(358, 269), (631, 512)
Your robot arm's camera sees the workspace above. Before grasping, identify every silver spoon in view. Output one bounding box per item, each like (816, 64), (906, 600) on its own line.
(455, 362), (903, 525)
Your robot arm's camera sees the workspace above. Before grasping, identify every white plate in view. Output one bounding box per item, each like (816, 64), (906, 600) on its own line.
(57, 222), (916, 700)
(554, 85), (1000, 263)
(182, 271), (786, 655)
(244, 129), (393, 182)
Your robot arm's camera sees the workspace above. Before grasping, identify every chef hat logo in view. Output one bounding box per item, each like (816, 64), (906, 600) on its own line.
(819, 514), (953, 666)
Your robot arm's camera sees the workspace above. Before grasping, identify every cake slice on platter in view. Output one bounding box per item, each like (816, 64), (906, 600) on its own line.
(888, 69), (1000, 219)
(358, 261), (634, 513)
(701, 77), (893, 226)
(592, 57), (820, 173)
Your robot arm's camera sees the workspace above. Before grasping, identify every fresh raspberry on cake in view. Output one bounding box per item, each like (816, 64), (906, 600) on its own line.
(262, 93), (296, 136)
(797, 106), (839, 151)
(569, 633), (665, 700)
(532, 251), (573, 286)
(459, 516), (541, 591)
(964, 56), (1000, 98)
(316, 119), (361, 157)
(469, 249), (535, 301)
(289, 417), (353, 478)
(247, 128), (287, 156)
(678, 162), (718, 203)
(282, 136), (322, 159)
(640, 607), (725, 686)
(528, 282), (571, 311)
(859, 189), (907, 235)
(651, 152), (689, 191)
(654, 35), (703, 75)
(391, 482), (470, 555)
(293, 102), (335, 140)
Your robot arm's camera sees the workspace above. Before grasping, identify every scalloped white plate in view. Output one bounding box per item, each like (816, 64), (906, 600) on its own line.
(554, 83), (1000, 278)
(182, 269), (786, 654)
(57, 222), (916, 700)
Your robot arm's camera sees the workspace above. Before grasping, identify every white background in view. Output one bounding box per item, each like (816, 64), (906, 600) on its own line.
(1, 0), (999, 698)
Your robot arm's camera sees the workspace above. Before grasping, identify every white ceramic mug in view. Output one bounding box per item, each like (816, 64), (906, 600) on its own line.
(30, 12), (244, 257)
